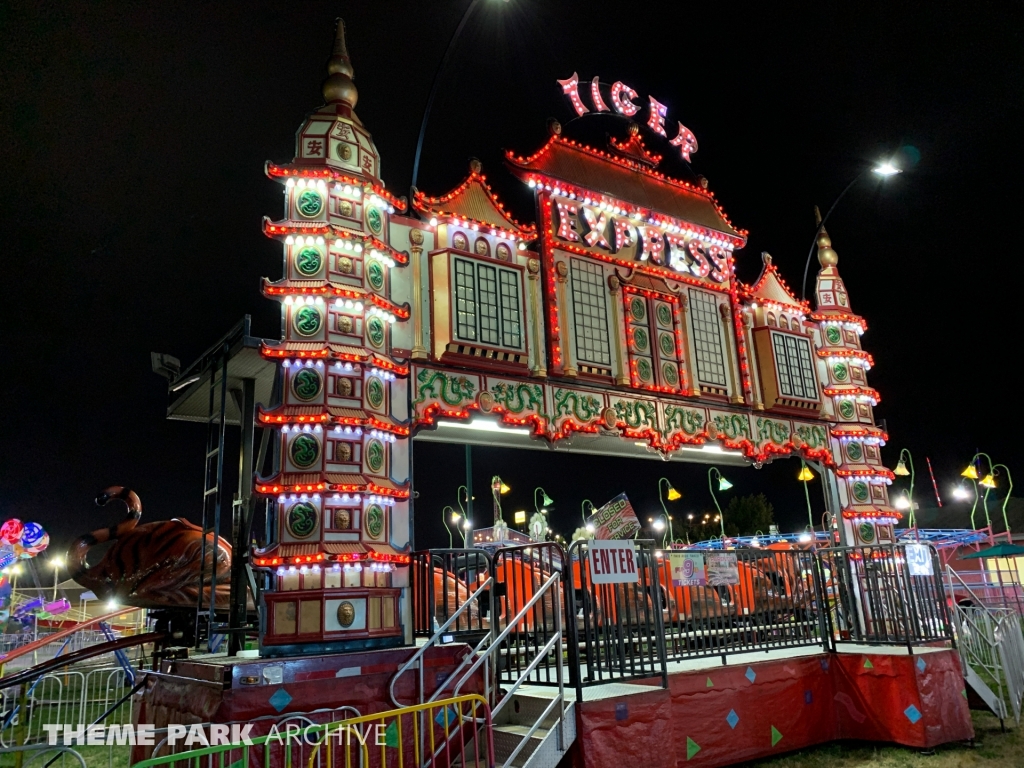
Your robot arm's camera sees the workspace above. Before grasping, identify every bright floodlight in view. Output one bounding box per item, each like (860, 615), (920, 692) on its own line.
(652, 518), (666, 532)
(895, 496), (911, 510)
(952, 486), (970, 500)
(873, 162), (901, 176)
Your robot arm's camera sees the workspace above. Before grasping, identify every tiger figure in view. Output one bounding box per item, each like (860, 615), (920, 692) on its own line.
(68, 485), (237, 610)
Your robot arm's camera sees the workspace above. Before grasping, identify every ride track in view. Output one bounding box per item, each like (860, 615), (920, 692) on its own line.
(0, 608), (155, 671)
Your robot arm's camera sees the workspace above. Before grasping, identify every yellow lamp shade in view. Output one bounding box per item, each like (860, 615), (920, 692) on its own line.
(980, 474), (997, 489)
(894, 459), (910, 477)
(666, 485), (682, 501)
(797, 466), (815, 482)
(961, 464), (980, 480)
(499, 483), (511, 495)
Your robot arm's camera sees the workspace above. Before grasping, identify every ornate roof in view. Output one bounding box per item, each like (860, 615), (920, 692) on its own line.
(413, 161), (537, 238)
(506, 134), (746, 242)
(741, 253), (809, 312)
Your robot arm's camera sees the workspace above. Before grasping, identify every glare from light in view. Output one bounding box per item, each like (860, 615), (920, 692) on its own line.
(585, 523), (595, 534)
(436, 419), (531, 436)
(450, 512), (461, 523)
(873, 163), (901, 176)
(51, 557), (64, 569)
(462, 520), (472, 530)
(895, 496), (911, 510)
(798, 532), (813, 544)
(952, 486), (970, 501)
(106, 601), (118, 612)
(652, 518), (666, 532)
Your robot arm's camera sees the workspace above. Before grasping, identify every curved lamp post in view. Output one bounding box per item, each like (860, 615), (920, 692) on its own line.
(797, 462), (816, 530)
(581, 499), (595, 527)
(410, 0), (509, 191)
(534, 487), (554, 517)
(442, 505), (459, 548)
(800, 161), (902, 302)
(893, 449), (916, 529)
(657, 477), (681, 546)
(708, 467), (733, 538)
(961, 453), (1011, 533)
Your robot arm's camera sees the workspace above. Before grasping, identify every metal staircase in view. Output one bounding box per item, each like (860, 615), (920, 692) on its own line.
(947, 566), (1024, 728)
(391, 560), (575, 768)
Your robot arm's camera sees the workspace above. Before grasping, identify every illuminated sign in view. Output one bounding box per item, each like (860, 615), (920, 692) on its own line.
(558, 73), (698, 161)
(550, 196), (732, 283)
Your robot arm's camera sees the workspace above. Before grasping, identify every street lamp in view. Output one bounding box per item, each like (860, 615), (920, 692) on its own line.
(442, 506), (459, 548)
(800, 160), (903, 301)
(534, 487), (554, 516)
(410, 0), (509, 191)
(581, 499), (595, 526)
(797, 461), (816, 531)
(892, 448), (916, 529)
(708, 467), (733, 538)
(961, 453), (1013, 534)
(657, 478), (681, 545)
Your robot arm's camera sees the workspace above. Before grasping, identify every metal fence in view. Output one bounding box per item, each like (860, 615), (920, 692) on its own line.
(818, 543), (952, 649)
(492, 543), (564, 687)
(658, 547), (829, 663)
(565, 539), (668, 694)
(410, 549), (492, 639)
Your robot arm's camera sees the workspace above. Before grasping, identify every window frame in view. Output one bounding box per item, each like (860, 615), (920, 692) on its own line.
(687, 288), (729, 388)
(449, 253), (526, 353)
(569, 257), (613, 368)
(769, 328), (819, 402)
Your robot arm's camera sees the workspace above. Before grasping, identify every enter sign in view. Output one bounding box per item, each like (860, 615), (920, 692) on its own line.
(589, 539), (640, 584)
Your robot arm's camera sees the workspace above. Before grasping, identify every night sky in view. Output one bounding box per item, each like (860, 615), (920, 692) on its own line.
(2, 1), (1022, 558)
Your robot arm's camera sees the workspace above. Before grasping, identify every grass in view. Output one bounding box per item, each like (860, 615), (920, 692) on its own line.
(749, 711), (1023, 767)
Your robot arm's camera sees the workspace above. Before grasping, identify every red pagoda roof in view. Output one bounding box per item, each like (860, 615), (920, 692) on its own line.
(740, 253), (809, 312)
(414, 164), (537, 239)
(258, 405), (410, 435)
(256, 472), (410, 497)
(506, 135), (745, 242)
(265, 162), (406, 212)
(261, 278), (410, 319)
(260, 341), (409, 375)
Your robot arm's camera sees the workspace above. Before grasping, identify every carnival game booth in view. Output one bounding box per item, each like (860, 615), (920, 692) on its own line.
(98, 18), (978, 768)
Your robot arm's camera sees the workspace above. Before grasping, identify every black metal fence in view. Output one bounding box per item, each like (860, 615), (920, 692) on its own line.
(492, 543), (564, 687)
(818, 543), (953, 648)
(658, 547), (829, 663)
(410, 548), (492, 638)
(565, 539), (668, 693)
(411, 540), (951, 698)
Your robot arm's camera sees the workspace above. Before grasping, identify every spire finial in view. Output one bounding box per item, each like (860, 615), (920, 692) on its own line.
(322, 18), (358, 109)
(814, 206), (838, 267)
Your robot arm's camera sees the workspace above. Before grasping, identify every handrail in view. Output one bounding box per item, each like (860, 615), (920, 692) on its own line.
(0, 633), (164, 690)
(0, 607), (143, 666)
(388, 575), (494, 708)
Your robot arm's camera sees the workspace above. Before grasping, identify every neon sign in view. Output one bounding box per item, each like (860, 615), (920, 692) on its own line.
(557, 73), (698, 161)
(551, 197), (731, 283)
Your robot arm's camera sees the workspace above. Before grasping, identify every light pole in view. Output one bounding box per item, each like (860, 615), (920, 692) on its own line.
(410, 0), (508, 191)
(534, 487), (554, 517)
(800, 161), (902, 302)
(648, 514), (668, 548)
(51, 557), (64, 600)
(797, 462), (816, 530)
(657, 478), (681, 545)
(442, 506), (459, 548)
(961, 453), (1012, 534)
(893, 449), (916, 529)
(581, 499), (595, 526)
(491, 476), (510, 523)
(708, 467), (733, 538)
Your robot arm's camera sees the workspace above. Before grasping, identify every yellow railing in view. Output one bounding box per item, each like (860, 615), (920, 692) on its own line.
(131, 694), (493, 768)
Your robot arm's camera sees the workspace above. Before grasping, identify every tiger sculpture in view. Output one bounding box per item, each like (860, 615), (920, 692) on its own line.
(68, 486), (238, 609)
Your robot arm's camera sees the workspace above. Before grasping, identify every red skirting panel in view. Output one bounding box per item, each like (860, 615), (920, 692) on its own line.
(574, 650), (972, 768)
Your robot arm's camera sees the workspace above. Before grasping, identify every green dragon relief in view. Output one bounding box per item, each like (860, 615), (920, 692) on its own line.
(553, 389), (602, 423)
(756, 417), (791, 445)
(614, 399), (657, 430)
(413, 369), (476, 406)
(491, 381), (544, 414)
(795, 424), (828, 449)
(664, 406), (705, 436)
(712, 413), (751, 441)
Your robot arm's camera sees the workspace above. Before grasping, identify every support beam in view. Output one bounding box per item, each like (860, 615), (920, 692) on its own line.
(228, 377), (256, 655)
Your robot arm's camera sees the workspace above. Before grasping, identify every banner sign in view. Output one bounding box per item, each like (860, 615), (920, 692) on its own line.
(905, 544), (934, 577)
(589, 539), (639, 584)
(670, 552), (706, 587)
(585, 493), (641, 540)
(706, 552), (740, 586)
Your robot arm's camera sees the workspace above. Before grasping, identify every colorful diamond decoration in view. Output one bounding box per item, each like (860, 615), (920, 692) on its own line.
(706, 677), (714, 688)
(269, 688), (292, 713)
(686, 737), (701, 760)
(771, 726), (783, 746)
(745, 666), (757, 683)
(916, 657), (927, 672)
(904, 705), (922, 724)
(385, 719), (399, 747)
(435, 706), (458, 728)
(863, 658), (874, 669)
(726, 709), (739, 729)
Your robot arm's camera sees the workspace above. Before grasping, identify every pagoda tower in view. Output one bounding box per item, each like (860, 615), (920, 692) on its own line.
(252, 20), (412, 655)
(810, 220), (897, 546)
